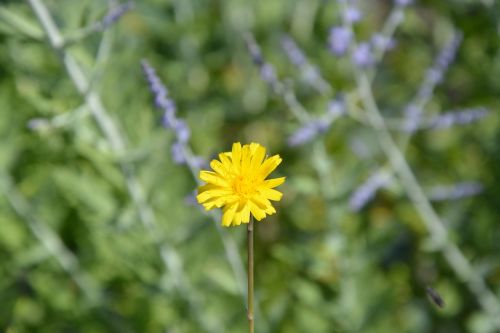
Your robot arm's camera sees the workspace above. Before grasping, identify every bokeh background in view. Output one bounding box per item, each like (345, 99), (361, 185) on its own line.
(1, 0), (500, 332)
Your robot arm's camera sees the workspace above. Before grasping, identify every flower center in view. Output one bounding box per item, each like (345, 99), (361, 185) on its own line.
(232, 175), (256, 197)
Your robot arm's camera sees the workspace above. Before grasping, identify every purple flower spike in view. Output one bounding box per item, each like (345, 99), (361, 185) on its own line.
(403, 105), (420, 132)
(173, 119), (190, 143)
(371, 34), (396, 52)
(327, 98), (345, 117)
(161, 111), (171, 129)
(192, 157), (208, 170)
(142, 60), (206, 170)
(27, 118), (49, 131)
(281, 36), (306, 66)
(328, 27), (353, 56)
(428, 107), (489, 130)
(260, 63), (278, 84)
(171, 141), (185, 165)
(344, 7), (362, 24)
(402, 31), (463, 131)
(101, 1), (134, 30)
(245, 34), (264, 66)
(142, 59), (179, 129)
(428, 182), (483, 201)
(184, 190), (199, 206)
(352, 42), (374, 67)
(349, 171), (390, 211)
(288, 120), (330, 147)
(142, 60), (171, 110)
(395, 0), (413, 7)
(288, 122), (320, 147)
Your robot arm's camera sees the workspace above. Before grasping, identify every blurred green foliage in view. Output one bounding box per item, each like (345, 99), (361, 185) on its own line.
(0, 0), (500, 332)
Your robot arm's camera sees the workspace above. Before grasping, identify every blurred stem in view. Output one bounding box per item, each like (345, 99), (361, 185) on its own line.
(355, 72), (500, 329)
(27, 0), (174, 280)
(369, 6), (404, 74)
(338, 0), (500, 323)
(0, 174), (100, 305)
(247, 218), (254, 333)
(26, 1), (221, 331)
(0, 7), (43, 40)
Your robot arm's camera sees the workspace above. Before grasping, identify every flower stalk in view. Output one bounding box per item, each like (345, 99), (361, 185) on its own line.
(247, 217), (254, 333)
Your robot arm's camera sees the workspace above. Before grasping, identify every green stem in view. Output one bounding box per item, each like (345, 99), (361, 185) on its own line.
(247, 218), (254, 333)
(354, 72), (500, 329)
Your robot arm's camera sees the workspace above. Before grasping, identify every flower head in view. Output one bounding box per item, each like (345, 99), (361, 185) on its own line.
(344, 7), (362, 24)
(352, 42), (374, 67)
(328, 27), (352, 56)
(197, 142), (285, 227)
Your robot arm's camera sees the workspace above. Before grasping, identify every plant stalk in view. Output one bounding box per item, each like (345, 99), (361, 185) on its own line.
(247, 218), (254, 333)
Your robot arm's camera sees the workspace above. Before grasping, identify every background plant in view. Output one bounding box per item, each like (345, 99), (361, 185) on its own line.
(0, 0), (500, 332)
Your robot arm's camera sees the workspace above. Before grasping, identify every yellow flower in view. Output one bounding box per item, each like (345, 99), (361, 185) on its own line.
(197, 142), (286, 227)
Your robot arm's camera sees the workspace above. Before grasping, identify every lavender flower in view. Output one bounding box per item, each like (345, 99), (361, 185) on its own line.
(420, 32), (462, 93)
(101, 1), (134, 30)
(245, 34), (264, 66)
(371, 34), (396, 52)
(435, 33), (462, 76)
(288, 121), (327, 147)
(142, 60), (176, 121)
(288, 98), (345, 147)
(352, 42), (374, 67)
(349, 171), (390, 211)
(191, 156), (208, 169)
(281, 35), (331, 93)
(142, 59), (202, 167)
(403, 105), (421, 132)
(428, 182), (483, 201)
(184, 190), (199, 207)
(281, 36), (306, 66)
(172, 119), (190, 143)
(27, 118), (50, 131)
(160, 101), (177, 128)
(403, 31), (463, 132)
(328, 27), (352, 56)
(395, 0), (413, 6)
(245, 34), (281, 91)
(344, 7), (362, 24)
(327, 98), (345, 117)
(171, 141), (185, 165)
(260, 63), (278, 84)
(428, 107), (489, 130)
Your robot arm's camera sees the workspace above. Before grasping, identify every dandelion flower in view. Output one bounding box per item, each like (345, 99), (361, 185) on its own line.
(197, 142), (285, 227)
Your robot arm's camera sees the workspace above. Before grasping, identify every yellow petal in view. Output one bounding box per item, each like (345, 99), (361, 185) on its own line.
(259, 187), (283, 201)
(263, 177), (286, 188)
(196, 189), (232, 204)
(233, 210), (242, 226)
(240, 203), (251, 223)
(249, 144), (266, 175)
(250, 196), (276, 215)
(250, 195), (270, 209)
(241, 144), (252, 173)
(259, 155), (282, 179)
(248, 200), (266, 221)
(219, 153), (232, 170)
(265, 205), (276, 215)
(202, 198), (224, 210)
(249, 142), (261, 154)
(200, 171), (229, 187)
(222, 203), (238, 227)
(197, 183), (225, 193)
(210, 159), (228, 177)
(231, 142), (242, 172)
